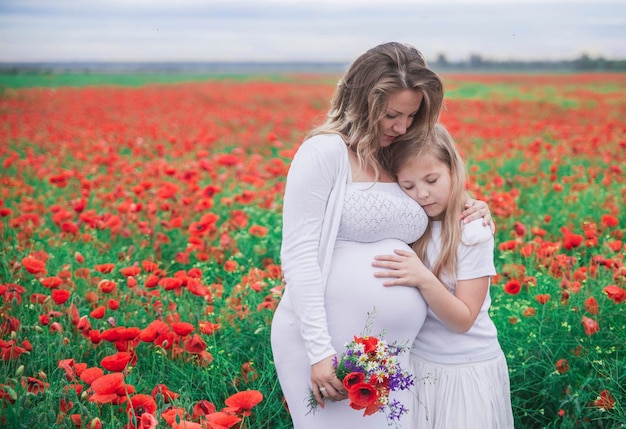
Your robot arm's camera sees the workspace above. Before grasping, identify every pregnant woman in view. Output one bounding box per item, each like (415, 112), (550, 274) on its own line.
(270, 42), (490, 428)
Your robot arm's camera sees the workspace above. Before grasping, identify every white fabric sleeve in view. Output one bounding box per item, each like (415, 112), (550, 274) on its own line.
(457, 219), (497, 281)
(280, 135), (344, 364)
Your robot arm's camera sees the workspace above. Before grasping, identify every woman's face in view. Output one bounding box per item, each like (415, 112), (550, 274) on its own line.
(396, 153), (452, 220)
(379, 89), (423, 147)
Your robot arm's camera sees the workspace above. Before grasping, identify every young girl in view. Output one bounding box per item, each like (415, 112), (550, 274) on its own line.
(372, 124), (514, 428)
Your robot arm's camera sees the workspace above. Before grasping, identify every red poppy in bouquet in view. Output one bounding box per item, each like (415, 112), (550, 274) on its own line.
(307, 320), (414, 426)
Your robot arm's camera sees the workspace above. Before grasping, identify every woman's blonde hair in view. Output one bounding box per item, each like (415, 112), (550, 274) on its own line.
(309, 42), (444, 180)
(386, 124), (468, 284)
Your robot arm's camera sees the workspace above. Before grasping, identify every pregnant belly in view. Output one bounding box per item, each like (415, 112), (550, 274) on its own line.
(324, 239), (427, 351)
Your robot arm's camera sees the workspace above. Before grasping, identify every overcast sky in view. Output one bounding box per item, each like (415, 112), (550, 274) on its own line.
(1, 0), (624, 63)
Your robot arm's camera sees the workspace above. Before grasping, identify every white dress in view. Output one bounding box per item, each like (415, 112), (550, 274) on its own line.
(407, 220), (514, 429)
(272, 179), (429, 429)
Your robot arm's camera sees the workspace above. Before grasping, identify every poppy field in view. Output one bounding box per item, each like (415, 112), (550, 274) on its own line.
(1, 71), (625, 428)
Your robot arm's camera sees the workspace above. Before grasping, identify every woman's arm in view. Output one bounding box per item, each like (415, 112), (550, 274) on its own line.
(372, 250), (488, 332)
(281, 139), (337, 362)
(281, 137), (348, 402)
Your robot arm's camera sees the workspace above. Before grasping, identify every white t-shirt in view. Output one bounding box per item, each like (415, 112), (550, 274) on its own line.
(411, 219), (501, 364)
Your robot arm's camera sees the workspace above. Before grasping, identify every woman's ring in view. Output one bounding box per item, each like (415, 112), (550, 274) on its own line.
(319, 387), (327, 392)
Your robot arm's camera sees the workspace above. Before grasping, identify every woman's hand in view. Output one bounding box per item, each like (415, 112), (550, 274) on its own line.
(461, 198), (495, 233)
(372, 249), (432, 287)
(311, 355), (347, 407)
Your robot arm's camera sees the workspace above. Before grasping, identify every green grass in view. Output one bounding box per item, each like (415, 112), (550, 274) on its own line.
(0, 72), (307, 88)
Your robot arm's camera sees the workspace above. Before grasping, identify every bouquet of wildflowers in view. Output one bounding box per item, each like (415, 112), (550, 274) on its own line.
(307, 311), (415, 426)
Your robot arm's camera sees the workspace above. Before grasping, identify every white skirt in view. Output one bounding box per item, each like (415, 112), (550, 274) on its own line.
(407, 352), (514, 429)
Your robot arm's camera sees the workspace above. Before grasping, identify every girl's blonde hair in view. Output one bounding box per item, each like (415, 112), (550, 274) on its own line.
(309, 42), (444, 180)
(386, 124), (468, 284)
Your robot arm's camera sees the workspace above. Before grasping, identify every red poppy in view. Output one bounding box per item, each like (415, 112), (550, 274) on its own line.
(216, 153), (240, 166)
(347, 383), (379, 414)
(120, 266), (141, 277)
(58, 358), (76, 381)
(204, 412), (242, 428)
(51, 289), (71, 305)
(224, 390), (263, 416)
(89, 330), (102, 345)
(22, 256), (47, 275)
(171, 322), (194, 336)
(98, 280), (117, 293)
(354, 336), (379, 354)
(21, 339), (32, 352)
(144, 274), (160, 288)
(70, 415), (83, 427)
(80, 367), (104, 385)
(530, 226), (547, 236)
(151, 384), (179, 403)
(535, 294), (550, 305)
(584, 296), (599, 314)
(90, 306), (106, 319)
(141, 320), (173, 347)
(40, 276), (63, 289)
(127, 394), (158, 419)
(592, 389), (615, 410)
(606, 240), (623, 252)
(223, 260), (238, 272)
(603, 285), (626, 303)
(198, 321), (220, 335)
(1, 340), (27, 360)
(503, 279), (521, 295)
(601, 214), (619, 228)
(201, 184), (221, 198)
(498, 240), (518, 251)
(191, 399), (216, 420)
(100, 327), (124, 342)
(184, 334), (207, 354)
(74, 268), (90, 279)
(343, 372), (365, 391)
(22, 376), (48, 394)
(94, 263), (115, 274)
(1, 283), (26, 304)
(159, 277), (184, 291)
(239, 362), (258, 383)
(562, 229), (583, 250)
(555, 358), (569, 374)
(161, 407), (186, 426)
(101, 351), (133, 372)
(581, 316), (599, 335)
(249, 225), (268, 237)
(171, 420), (203, 429)
(0, 316), (20, 336)
(137, 413), (158, 429)
(90, 373), (132, 404)
(119, 327), (141, 341)
(142, 260), (159, 272)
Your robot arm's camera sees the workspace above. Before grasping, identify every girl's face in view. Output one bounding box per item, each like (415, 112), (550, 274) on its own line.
(397, 153), (451, 220)
(379, 89), (423, 147)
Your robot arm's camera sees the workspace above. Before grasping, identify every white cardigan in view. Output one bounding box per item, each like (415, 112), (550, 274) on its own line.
(280, 133), (349, 364)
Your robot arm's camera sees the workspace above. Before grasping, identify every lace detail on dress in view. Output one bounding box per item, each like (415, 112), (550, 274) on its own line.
(338, 182), (428, 243)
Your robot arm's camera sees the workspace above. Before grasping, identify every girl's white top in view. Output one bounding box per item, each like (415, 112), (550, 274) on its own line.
(411, 219), (502, 364)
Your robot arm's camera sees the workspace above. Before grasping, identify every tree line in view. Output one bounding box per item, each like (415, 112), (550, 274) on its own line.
(431, 53), (626, 72)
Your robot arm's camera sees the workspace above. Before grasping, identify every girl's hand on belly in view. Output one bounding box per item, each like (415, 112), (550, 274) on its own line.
(371, 249), (433, 287)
